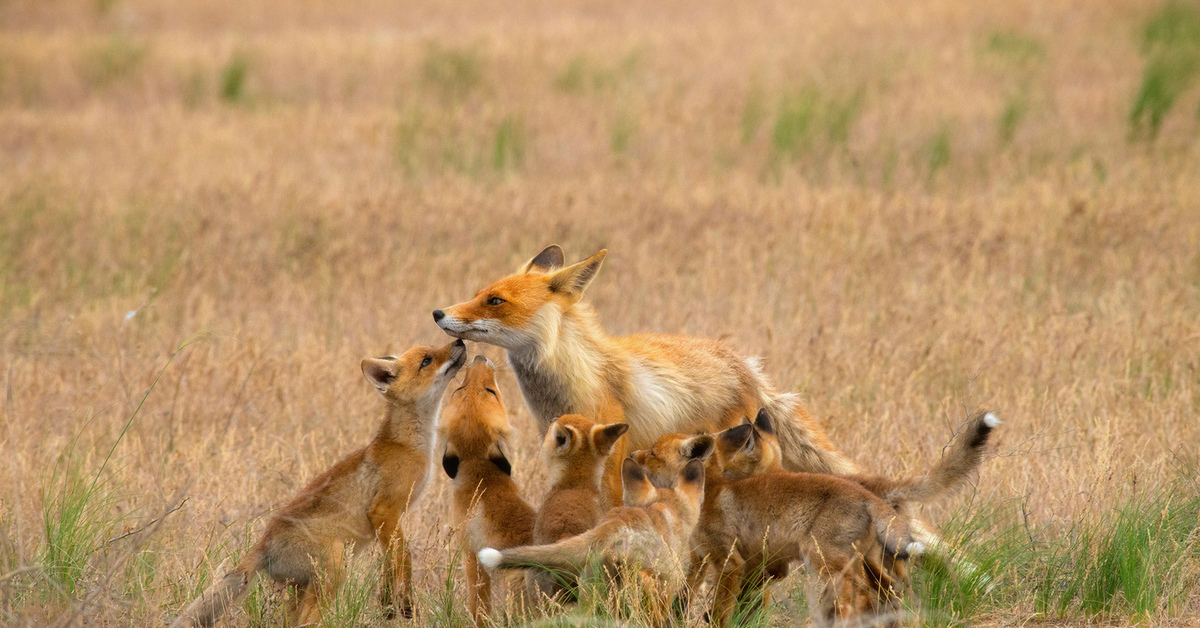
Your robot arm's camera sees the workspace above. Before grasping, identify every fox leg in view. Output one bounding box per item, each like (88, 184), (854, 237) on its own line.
(673, 551), (708, 619)
(291, 543), (345, 628)
(372, 505), (413, 619)
(709, 549), (746, 628)
(465, 550), (493, 626)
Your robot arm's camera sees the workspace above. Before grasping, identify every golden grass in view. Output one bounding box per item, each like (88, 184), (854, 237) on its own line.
(2, 0), (1199, 625)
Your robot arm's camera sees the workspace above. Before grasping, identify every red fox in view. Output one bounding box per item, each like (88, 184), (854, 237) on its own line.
(170, 340), (467, 628)
(433, 244), (856, 504)
(478, 458), (705, 627)
(438, 356), (538, 625)
(528, 414), (629, 602)
(633, 409), (1000, 625)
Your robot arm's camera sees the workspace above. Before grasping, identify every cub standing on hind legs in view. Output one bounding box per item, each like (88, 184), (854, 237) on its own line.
(170, 340), (467, 628)
(433, 244), (856, 507)
(438, 355), (538, 626)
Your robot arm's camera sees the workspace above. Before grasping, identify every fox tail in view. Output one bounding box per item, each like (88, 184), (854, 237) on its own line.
(169, 549), (263, 628)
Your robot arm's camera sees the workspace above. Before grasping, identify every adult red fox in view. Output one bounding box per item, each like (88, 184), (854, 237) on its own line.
(433, 244), (856, 504)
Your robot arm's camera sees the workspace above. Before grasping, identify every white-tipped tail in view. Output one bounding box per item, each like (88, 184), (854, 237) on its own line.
(906, 542), (927, 557)
(478, 548), (502, 569)
(983, 413), (1001, 428)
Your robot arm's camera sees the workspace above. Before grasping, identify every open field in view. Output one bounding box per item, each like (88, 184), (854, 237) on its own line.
(2, 0), (1200, 625)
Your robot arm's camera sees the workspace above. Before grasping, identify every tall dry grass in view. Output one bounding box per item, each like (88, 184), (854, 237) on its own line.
(1, 0), (1199, 625)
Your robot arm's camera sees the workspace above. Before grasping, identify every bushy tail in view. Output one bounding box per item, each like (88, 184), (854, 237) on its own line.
(755, 384), (859, 475)
(878, 411), (1000, 508)
(478, 532), (596, 573)
(169, 550), (263, 628)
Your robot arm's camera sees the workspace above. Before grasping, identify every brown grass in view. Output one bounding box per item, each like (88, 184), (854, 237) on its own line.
(2, 0), (1199, 625)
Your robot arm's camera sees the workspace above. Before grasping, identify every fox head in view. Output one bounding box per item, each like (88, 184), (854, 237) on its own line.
(713, 409), (783, 479)
(541, 414), (628, 488)
(628, 432), (715, 488)
(433, 245), (607, 351)
(438, 356), (513, 479)
(361, 339), (467, 413)
(621, 457), (705, 516)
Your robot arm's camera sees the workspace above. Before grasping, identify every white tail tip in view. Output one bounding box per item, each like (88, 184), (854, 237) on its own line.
(906, 542), (927, 556)
(477, 548), (502, 569)
(983, 413), (1001, 428)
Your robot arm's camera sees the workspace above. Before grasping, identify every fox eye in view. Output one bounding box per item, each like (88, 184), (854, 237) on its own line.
(420, 356), (432, 369)
(487, 297), (506, 306)
(485, 387), (499, 397)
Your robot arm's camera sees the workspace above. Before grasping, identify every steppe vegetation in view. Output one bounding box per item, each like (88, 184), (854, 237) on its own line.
(1, 0), (1199, 625)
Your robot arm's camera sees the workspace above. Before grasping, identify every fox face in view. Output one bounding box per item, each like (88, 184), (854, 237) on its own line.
(622, 457), (706, 511)
(541, 414), (629, 487)
(361, 339), (467, 408)
(629, 433), (715, 488)
(438, 356), (513, 479)
(433, 245), (607, 351)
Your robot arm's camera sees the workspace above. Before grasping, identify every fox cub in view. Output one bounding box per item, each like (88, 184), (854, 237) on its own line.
(529, 414), (629, 601)
(634, 409), (1000, 625)
(479, 458), (704, 626)
(170, 340), (467, 628)
(439, 355), (538, 626)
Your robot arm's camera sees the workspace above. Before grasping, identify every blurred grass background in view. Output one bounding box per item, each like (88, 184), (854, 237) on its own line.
(1, 0), (1199, 625)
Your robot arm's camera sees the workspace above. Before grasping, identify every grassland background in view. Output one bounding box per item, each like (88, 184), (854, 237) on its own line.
(2, 0), (1199, 625)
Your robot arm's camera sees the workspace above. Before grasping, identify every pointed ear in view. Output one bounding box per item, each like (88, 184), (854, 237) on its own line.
(682, 459), (705, 487)
(362, 358), (399, 393)
(681, 435), (715, 461)
(522, 244), (566, 274)
(550, 423), (574, 454)
(754, 408), (775, 435)
(489, 437), (513, 476)
(718, 424), (753, 450)
(442, 454), (460, 479)
(592, 423), (629, 456)
(547, 250), (607, 300)
(621, 457), (654, 506)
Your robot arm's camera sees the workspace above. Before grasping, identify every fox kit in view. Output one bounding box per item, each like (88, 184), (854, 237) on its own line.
(479, 458), (705, 626)
(439, 356), (537, 626)
(433, 244), (857, 504)
(171, 340), (467, 628)
(529, 414), (629, 601)
(635, 410), (1001, 625)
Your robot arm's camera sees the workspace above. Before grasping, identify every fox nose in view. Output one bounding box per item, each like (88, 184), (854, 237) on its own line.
(432, 310), (445, 323)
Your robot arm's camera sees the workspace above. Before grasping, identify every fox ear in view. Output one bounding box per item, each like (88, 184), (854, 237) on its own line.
(550, 424), (574, 453)
(547, 250), (607, 300)
(718, 424), (753, 450)
(621, 458), (654, 506)
(442, 454), (460, 479)
(592, 423), (629, 456)
(489, 437), (513, 476)
(362, 358), (399, 393)
(682, 459), (706, 487)
(753, 408), (774, 435)
(681, 435), (715, 461)
(523, 244), (566, 274)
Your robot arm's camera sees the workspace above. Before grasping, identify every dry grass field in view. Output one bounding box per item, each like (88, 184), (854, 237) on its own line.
(2, 0), (1200, 625)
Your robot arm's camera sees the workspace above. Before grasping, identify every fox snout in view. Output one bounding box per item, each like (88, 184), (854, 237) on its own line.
(432, 309), (445, 323)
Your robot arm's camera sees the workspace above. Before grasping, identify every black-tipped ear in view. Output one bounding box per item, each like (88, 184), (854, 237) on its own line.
(490, 454), (512, 476)
(754, 408), (774, 435)
(442, 455), (460, 479)
(682, 459), (705, 485)
(551, 425), (573, 453)
(719, 424), (753, 449)
(681, 435), (715, 461)
(523, 244), (567, 273)
(594, 423), (629, 455)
